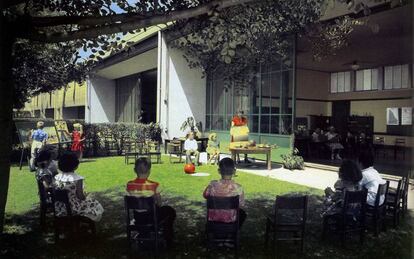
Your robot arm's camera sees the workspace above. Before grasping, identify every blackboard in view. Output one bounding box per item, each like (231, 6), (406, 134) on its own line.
(15, 120), (59, 147)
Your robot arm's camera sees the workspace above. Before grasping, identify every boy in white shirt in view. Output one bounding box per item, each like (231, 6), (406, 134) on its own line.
(184, 132), (200, 165)
(358, 150), (386, 206)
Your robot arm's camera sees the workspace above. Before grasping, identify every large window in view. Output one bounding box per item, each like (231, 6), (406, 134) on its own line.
(355, 68), (383, 91)
(206, 61), (294, 135)
(330, 72), (352, 93)
(330, 64), (412, 93)
(384, 64), (411, 89)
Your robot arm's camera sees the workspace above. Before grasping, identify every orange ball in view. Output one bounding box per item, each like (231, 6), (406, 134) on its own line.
(184, 163), (196, 174)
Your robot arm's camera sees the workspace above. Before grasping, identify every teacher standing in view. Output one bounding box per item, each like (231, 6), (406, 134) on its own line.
(230, 111), (249, 163)
(30, 121), (48, 171)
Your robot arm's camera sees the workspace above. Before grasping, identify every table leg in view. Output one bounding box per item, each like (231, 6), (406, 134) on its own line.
(19, 148), (24, 170)
(267, 151), (271, 170)
(164, 141), (168, 154)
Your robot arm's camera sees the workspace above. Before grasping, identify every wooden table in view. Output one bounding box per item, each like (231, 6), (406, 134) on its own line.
(164, 137), (209, 154)
(229, 147), (272, 170)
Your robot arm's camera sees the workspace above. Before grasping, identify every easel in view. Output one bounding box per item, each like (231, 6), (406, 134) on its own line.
(18, 146), (30, 170)
(15, 119), (65, 170)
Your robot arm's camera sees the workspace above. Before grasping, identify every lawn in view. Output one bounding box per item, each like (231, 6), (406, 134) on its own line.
(1, 156), (413, 258)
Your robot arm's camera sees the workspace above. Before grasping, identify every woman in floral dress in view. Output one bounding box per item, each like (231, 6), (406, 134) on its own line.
(54, 152), (104, 222)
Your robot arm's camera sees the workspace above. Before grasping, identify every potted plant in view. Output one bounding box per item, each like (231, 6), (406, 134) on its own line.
(180, 117), (203, 138)
(281, 148), (305, 170)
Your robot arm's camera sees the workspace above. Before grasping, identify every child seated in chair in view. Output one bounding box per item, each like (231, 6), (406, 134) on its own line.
(321, 159), (362, 217)
(203, 158), (247, 227)
(126, 157), (176, 245)
(35, 148), (58, 189)
(184, 131), (200, 165)
(207, 133), (220, 165)
(54, 152), (104, 222)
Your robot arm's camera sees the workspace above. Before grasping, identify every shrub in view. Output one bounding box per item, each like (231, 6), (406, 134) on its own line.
(281, 148), (305, 170)
(12, 119), (162, 158)
(82, 122), (162, 156)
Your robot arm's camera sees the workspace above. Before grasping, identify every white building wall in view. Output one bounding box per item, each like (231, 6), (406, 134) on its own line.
(158, 33), (206, 139)
(86, 75), (116, 123)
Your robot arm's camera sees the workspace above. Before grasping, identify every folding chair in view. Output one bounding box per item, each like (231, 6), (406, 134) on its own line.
(322, 189), (368, 246)
(125, 141), (148, 164)
(394, 138), (406, 160)
(366, 181), (389, 236)
(147, 140), (162, 164)
(52, 189), (96, 242)
(37, 179), (54, 230)
(124, 196), (168, 253)
(167, 140), (183, 163)
(205, 196), (240, 256)
(265, 195), (308, 254)
(373, 137), (386, 159)
(386, 179), (403, 227)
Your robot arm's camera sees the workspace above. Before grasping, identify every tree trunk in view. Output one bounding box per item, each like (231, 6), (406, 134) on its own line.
(0, 16), (15, 233)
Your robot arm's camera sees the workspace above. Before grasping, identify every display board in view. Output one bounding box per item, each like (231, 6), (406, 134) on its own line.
(15, 120), (59, 147)
(55, 120), (72, 143)
(385, 107), (413, 136)
(401, 107), (412, 125)
(386, 107), (399, 125)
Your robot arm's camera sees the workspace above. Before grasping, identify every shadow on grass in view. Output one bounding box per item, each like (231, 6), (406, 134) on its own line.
(79, 159), (98, 164)
(1, 189), (413, 259)
(234, 161), (283, 171)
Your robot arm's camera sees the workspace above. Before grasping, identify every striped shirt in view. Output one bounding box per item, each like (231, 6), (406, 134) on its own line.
(126, 178), (159, 197)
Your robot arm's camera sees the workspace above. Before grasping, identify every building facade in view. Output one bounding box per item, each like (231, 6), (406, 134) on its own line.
(22, 81), (86, 120)
(84, 2), (412, 160)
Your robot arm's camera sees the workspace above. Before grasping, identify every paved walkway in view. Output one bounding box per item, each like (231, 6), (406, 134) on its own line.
(234, 159), (413, 209)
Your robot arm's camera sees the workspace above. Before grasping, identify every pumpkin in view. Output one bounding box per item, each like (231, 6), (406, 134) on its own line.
(184, 163), (196, 174)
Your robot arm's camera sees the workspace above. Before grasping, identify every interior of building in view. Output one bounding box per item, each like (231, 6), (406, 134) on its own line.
(295, 5), (413, 174)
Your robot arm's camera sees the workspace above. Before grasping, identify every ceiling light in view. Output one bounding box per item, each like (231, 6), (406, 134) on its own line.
(351, 63), (360, 70)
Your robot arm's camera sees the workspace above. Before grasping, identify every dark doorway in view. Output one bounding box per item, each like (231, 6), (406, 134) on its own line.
(140, 69), (157, 123)
(45, 108), (54, 119)
(331, 100), (350, 136)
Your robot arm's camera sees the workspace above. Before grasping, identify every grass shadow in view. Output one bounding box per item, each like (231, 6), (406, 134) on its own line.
(1, 188), (413, 258)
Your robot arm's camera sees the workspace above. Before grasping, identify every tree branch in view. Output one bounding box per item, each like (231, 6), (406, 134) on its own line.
(0, 0), (26, 10)
(21, 0), (258, 42)
(30, 13), (147, 27)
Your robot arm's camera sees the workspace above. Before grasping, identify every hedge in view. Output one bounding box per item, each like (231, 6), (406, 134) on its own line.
(12, 119), (162, 158)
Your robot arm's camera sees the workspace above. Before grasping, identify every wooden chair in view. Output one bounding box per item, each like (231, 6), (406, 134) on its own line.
(205, 196), (240, 256)
(394, 138), (406, 160)
(37, 179), (54, 231)
(52, 189), (96, 242)
(322, 189), (368, 246)
(146, 140), (162, 164)
(167, 140), (183, 163)
(265, 195), (308, 254)
(366, 181), (389, 236)
(124, 141), (148, 164)
(400, 173), (411, 215)
(104, 135), (118, 156)
(386, 179), (403, 227)
(124, 196), (167, 253)
(388, 172), (411, 216)
(373, 137), (386, 159)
